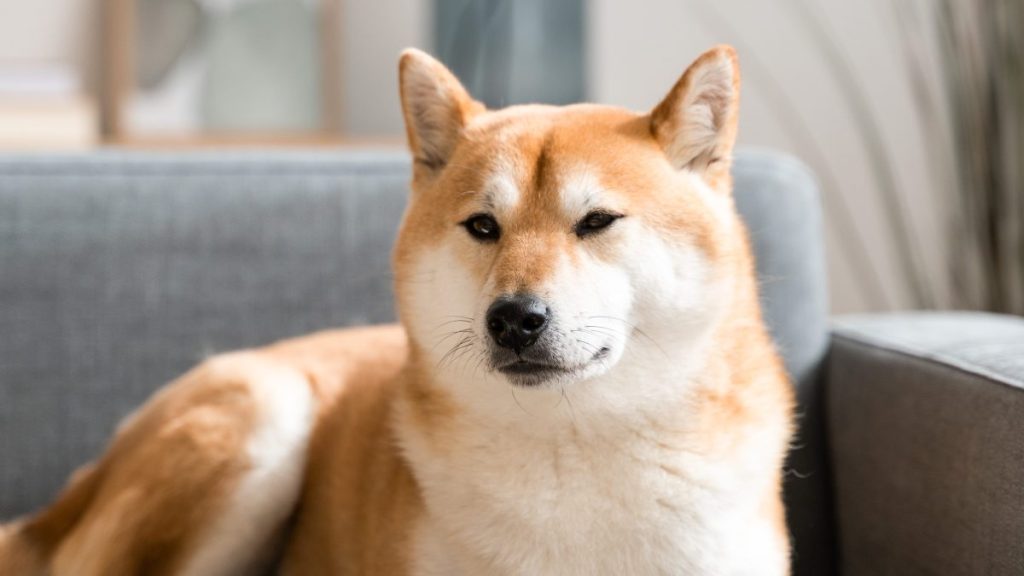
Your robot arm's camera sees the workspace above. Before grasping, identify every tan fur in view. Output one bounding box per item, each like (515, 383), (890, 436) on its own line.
(1, 45), (793, 575)
(273, 327), (418, 575)
(2, 358), (258, 575)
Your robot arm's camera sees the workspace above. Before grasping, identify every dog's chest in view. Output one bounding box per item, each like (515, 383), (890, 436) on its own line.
(407, 427), (778, 575)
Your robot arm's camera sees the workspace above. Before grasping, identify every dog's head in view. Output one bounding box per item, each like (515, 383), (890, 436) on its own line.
(393, 46), (748, 408)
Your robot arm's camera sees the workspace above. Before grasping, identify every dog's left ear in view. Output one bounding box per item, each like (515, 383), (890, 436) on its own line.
(650, 45), (740, 176)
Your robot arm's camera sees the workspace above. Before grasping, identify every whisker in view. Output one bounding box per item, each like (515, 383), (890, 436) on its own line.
(572, 327), (617, 343)
(574, 337), (601, 355)
(438, 335), (475, 369)
(472, 349), (488, 379)
(431, 328), (475, 353)
(561, 385), (578, 425)
(589, 315), (670, 359)
(510, 386), (532, 417)
(583, 325), (622, 337)
(452, 340), (478, 371)
(434, 318), (473, 330)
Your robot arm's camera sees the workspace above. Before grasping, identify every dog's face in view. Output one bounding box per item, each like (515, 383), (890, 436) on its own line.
(394, 47), (744, 398)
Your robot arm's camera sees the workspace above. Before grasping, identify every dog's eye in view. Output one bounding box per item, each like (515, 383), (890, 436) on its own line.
(462, 214), (501, 242)
(575, 210), (623, 237)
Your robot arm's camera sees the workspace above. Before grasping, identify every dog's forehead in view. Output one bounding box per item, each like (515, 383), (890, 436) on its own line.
(477, 156), (605, 217)
(466, 105), (655, 215)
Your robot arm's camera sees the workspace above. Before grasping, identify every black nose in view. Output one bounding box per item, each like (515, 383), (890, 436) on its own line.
(486, 295), (550, 353)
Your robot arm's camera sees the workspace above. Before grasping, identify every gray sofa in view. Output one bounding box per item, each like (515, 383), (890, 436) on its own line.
(1, 150), (1022, 575)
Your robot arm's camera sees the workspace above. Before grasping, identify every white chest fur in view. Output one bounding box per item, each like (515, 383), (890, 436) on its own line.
(399, 404), (787, 576)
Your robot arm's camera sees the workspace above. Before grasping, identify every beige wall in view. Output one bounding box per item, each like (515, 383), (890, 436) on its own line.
(0, 0), (948, 313)
(0, 0), (99, 92)
(340, 0), (428, 136)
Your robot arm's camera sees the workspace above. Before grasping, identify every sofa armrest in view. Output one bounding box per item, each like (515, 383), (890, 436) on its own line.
(828, 312), (1024, 575)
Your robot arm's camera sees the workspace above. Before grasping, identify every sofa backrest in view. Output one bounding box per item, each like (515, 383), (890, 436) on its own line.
(0, 148), (830, 572)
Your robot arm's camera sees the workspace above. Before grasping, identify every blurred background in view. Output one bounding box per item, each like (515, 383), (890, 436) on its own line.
(0, 0), (1021, 315)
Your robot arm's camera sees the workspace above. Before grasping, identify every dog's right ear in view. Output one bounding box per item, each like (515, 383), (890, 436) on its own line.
(650, 45), (740, 178)
(399, 49), (483, 172)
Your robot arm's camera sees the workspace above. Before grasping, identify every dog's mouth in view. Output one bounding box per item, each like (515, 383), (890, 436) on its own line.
(498, 360), (566, 376)
(496, 346), (611, 384)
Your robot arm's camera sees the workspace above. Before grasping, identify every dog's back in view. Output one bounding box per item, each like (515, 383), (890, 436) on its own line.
(0, 325), (408, 575)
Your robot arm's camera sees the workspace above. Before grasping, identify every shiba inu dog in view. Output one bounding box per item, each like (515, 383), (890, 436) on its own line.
(0, 45), (794, 575)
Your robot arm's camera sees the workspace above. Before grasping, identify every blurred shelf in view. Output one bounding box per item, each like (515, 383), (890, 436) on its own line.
(101, 134), (405, 150)
(0, 96), (99, 151)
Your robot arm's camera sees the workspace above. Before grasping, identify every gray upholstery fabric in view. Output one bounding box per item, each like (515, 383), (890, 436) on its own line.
(0, 149), (830, 569)
(830, 313), (1024, 575)
(0, 151), (409, 518)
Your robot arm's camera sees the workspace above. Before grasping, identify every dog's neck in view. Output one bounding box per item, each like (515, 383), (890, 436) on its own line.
(390, 239), (789, 574)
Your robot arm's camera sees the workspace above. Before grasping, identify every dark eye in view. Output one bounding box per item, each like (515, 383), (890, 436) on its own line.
(462, 213), (501, 242)
(575, 210), (623, 237)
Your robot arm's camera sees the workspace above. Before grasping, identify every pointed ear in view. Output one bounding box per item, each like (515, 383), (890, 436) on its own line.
(399, 48), (483, 171)
(650, 45), (740, 173)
